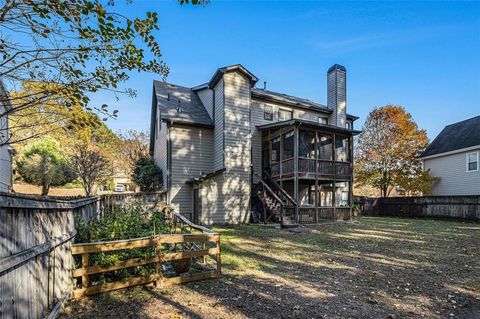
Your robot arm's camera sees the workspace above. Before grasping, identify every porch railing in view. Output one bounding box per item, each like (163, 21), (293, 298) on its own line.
(270, 158), (351, 178)
(297, 207), (351, 223)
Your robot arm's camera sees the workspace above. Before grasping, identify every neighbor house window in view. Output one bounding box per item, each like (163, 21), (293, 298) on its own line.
(318, 117), (328, 125)
(467, 152), (479, 172)
(278, 109), (292, 121)
(264, 105), (273, 120)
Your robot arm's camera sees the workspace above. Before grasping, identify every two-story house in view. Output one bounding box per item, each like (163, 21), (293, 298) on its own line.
(150, 64), (359, 225)
(420, 116), (480, 196)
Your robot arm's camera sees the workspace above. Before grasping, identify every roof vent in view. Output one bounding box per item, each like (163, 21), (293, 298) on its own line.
(263, 81), (267, 90)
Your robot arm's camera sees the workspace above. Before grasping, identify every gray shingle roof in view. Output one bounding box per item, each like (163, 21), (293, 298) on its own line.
(251, 88), (358, 121)
(153, 80), (213, 127)
(257, 118), (361, 135)
(420, 116), (480, 157)
(251, 88), (330, 113)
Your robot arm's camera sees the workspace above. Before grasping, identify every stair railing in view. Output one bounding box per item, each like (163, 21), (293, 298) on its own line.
(263, 170), (298, 222)
(252, 169), (285, 224)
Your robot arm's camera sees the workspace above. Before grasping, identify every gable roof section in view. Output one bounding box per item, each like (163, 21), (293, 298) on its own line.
(153, 80), (213, 127)
(208, 64), (258, 88)
(420, 116), (480, 158)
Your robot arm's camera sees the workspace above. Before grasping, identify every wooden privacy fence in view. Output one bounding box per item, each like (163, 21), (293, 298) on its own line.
(71, 208), (221, 298)
(0, 192), (102, 319)
(0, 191), (168, 319)
(355, 195), (480, 220)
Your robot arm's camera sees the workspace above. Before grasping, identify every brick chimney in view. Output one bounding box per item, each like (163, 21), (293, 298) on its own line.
(327, 64), (347, 128)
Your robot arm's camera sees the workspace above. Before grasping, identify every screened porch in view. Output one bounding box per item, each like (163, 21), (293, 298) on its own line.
(258, 119), (359, 223)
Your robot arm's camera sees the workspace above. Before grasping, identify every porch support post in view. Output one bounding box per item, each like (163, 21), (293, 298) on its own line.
(349, 135), (354, 221)
(332, 133), (336, 222)
(294, 125), (299, 223)
(314, 131), (318, 223)
(268, 129), (272, 177)
(280, 128), (283, 181)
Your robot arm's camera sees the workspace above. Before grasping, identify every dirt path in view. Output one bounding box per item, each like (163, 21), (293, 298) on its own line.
(61, 217), (480, 319)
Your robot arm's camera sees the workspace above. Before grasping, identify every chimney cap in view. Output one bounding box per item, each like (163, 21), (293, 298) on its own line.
(328, 64), (346, 73)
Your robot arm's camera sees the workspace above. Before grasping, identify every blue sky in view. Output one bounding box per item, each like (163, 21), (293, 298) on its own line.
(93, 1), (480, 140)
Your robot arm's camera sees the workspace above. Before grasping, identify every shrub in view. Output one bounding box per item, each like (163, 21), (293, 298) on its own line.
(132, 156), (163, 192)
(74, 202), (172, 283)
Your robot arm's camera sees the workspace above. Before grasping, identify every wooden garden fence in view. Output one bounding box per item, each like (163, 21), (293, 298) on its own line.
(71, 206), (221, 298)
(71, 233), (221, 298)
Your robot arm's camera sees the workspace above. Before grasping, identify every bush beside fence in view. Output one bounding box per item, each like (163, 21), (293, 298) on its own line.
(354, 195), (480, 220)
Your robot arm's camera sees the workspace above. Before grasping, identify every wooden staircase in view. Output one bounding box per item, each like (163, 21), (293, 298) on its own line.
(251, 169), (298, 228)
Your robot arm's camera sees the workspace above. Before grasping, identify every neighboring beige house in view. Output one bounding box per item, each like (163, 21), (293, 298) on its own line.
(150, 64), (359, 225)
(420, 116), (480, 196)
(0, 80), (14, 192)
(112, 172), (135, 192)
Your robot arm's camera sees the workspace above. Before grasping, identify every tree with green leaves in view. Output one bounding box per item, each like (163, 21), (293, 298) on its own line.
(0, 0), (206, 146)
(355, 105), (434, 197)
(17, 137), (76, 195)
(132, 156), (162, 192)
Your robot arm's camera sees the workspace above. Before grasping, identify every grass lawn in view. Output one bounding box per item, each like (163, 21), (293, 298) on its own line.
(61, 217), (480, 319)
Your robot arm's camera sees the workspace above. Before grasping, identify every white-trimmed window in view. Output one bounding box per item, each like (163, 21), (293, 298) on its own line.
(345, 121), (352, 130)
(318, 117), (328, 125)
(278, 109), (292, 121)
(264, 105), (273, 120)
(466, 152), (479, 172)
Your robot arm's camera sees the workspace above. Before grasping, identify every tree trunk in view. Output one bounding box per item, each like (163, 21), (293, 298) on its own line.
(41, 184), (49, 196)
(381, 185), (388, 198)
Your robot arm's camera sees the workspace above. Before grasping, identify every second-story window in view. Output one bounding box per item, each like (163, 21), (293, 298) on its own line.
(264, 105), (273, 120)
(278, 109), (292, 121)
(318, 117), (328, 125)
(345, 122), (352, 130)
(467, 152), (479, 172)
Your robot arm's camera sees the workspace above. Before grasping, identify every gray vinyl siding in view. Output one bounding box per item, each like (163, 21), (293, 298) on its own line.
(200, 72), (251, 224)
(336, 73), (346, 128)
(0, 105), (11, 191)
(196, 88), (214, 120)
(327, 69), (346, 127)
(153, 120), (168, 192)
(327, 71), (337, 125)
(423, 148), (480, 196)
(169, 125), (213, 216)
(213, 79), (224, 171)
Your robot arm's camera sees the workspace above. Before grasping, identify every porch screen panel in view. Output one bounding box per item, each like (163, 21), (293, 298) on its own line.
(317, 135), (333, 160)
(262, 141), (270, 171)
(335, 136), (350, 162)
(299, 130), (315, 158)
(282, 131), (294, 159)
(271, 137), (280, 162)
(335, 182), (350, 207)
(318, 183), (333, 207)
